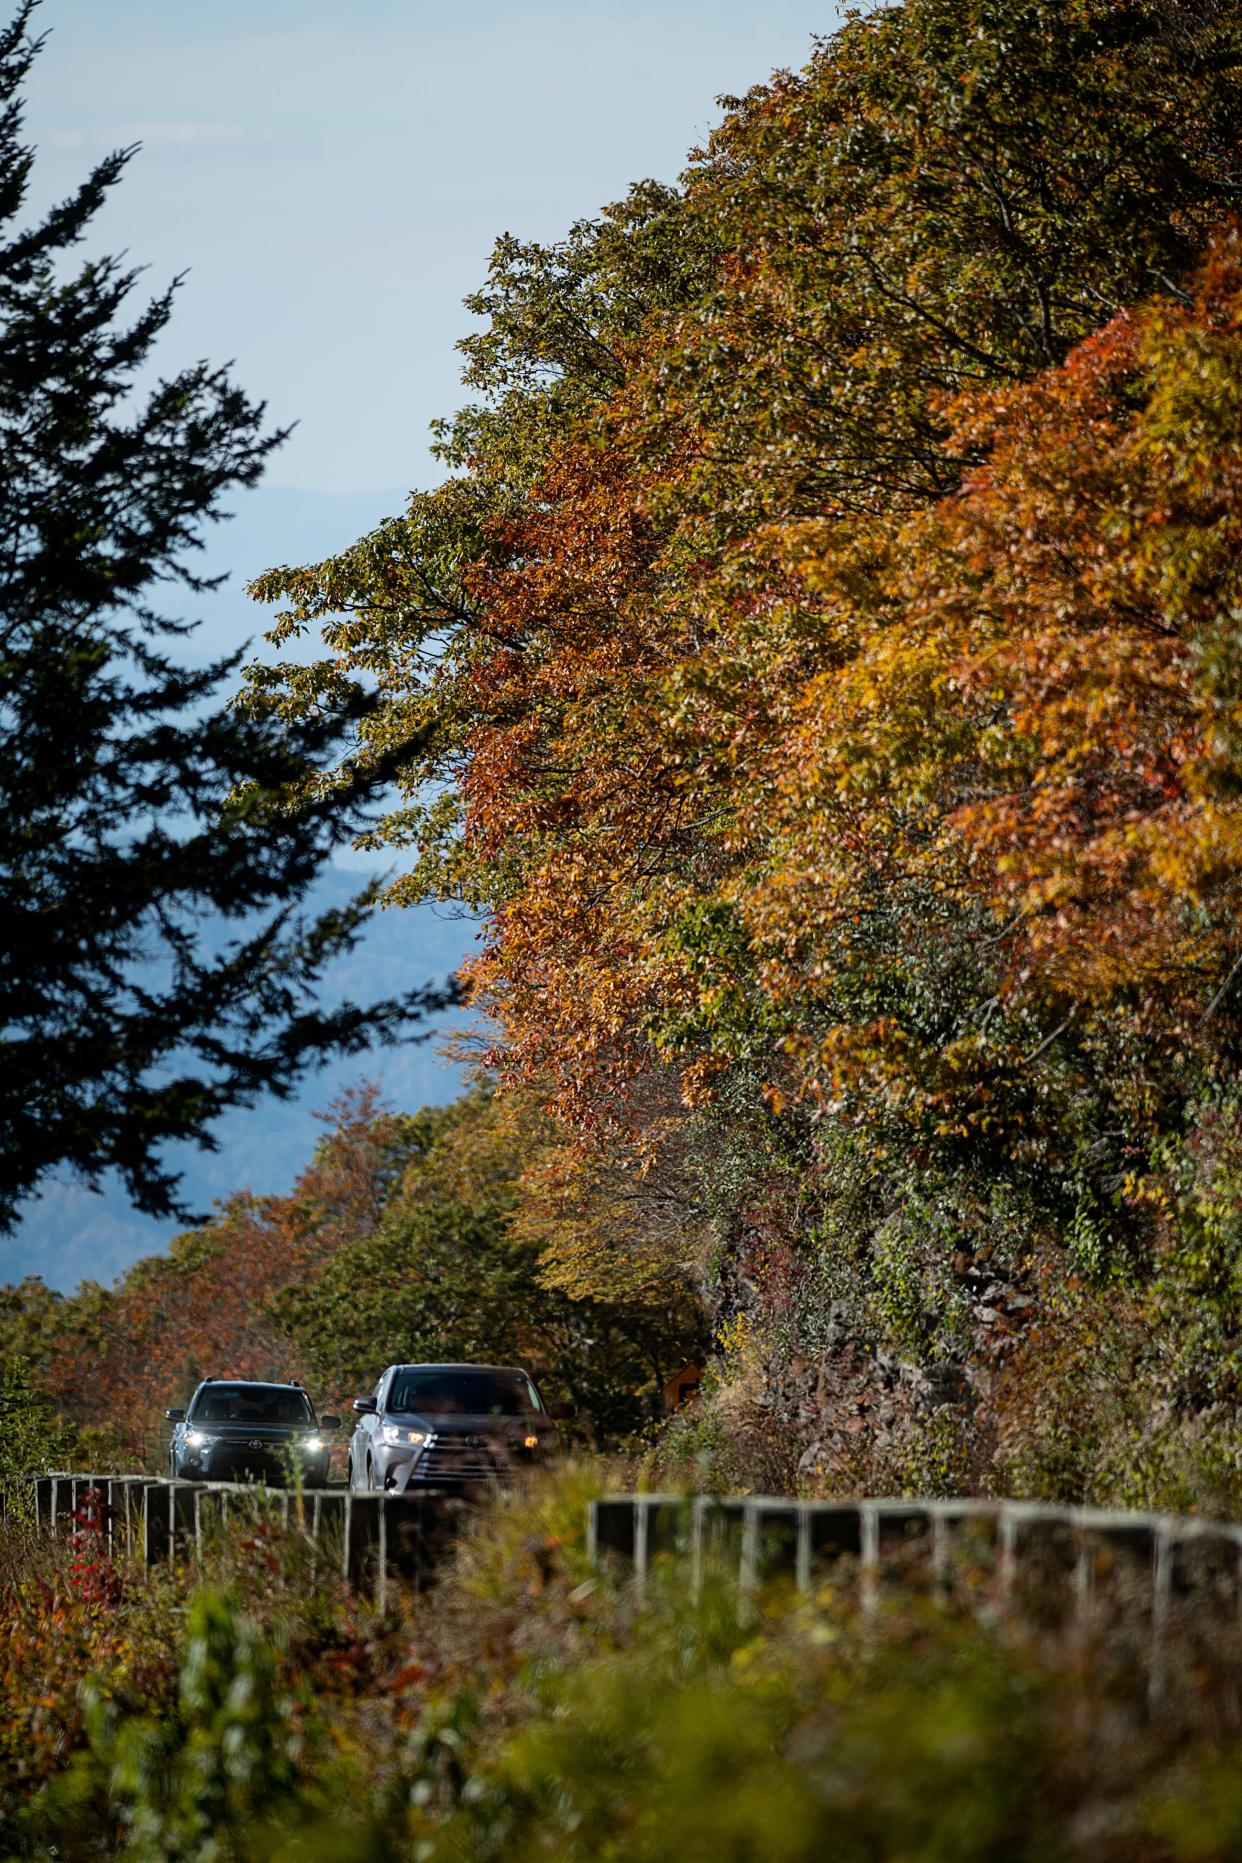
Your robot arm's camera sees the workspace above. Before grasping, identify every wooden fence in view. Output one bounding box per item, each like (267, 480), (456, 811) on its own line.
(588, 1492), (1242, 1632)
(5, 1472), (469, 1610)
(17, 1477), (1242, 1637)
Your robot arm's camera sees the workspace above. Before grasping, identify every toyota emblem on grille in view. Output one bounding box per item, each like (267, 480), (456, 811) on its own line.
(462, 1436), (482, 1449)
(248, 1439), (264, 1450)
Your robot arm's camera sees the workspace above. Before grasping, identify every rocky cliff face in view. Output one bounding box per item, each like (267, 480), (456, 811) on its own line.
(679, 1247), (1047, 1499)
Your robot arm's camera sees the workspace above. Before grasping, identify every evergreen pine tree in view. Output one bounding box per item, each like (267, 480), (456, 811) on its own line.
(0, 4), (451, 1233)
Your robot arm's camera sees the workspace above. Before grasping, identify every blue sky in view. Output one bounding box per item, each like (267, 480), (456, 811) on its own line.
(8, 0), (834, 1291)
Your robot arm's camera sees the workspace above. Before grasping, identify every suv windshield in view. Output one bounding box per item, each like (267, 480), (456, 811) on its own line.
(388, 1368), (539, 1418)
(190, 1385), (313, 1425)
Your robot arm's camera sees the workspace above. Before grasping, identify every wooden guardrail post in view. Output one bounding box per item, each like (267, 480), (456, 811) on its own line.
(310, 1489), (347, 1581)
(119, 1478), (154, 1557)
(144, 1482), (172, 1567)
(345, 1491), (380, 1590)
(50, 1475), (76, 1535)
(33, 1476), (52, 1532)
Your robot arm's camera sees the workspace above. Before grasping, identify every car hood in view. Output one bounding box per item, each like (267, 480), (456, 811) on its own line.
(188, 1423), (316, 1440)
(387, 1411), (537, 1437)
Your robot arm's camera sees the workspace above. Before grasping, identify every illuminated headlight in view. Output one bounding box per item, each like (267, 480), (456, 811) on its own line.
(523, 1435), (539, 1450)
(185, 1429), (211, 1449)
(300, 1436), (325, 1454)
(379, 1424), (427, 1448)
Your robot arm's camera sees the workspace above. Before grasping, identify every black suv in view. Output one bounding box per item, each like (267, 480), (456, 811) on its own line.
(167, 1380), (339, 1486)
(348, 1363), (556, 1492)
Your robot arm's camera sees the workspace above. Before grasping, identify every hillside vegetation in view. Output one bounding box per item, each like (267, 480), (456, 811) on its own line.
(232, 0), (1242, 1510)
(1, 1088), (700, 1469)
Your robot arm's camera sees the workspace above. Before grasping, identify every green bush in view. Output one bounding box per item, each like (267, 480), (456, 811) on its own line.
(31, 1593), (308, 1860)
(0, 1356), (74, 1487)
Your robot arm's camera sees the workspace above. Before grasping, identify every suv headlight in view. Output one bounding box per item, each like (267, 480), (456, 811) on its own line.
(300, 1436), (325, 1454)
(379, 1424), (427, 1448)
(184, 1429), (213, 1449)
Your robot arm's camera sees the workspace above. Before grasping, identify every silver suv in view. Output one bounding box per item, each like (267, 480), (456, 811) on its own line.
(348, 1362), (555, 1492)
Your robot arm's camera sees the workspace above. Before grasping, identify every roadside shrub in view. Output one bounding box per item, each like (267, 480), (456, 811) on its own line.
(33, 1592), (311, 1861)
(0, 1357), (75, 1492)
(0, 1517), (176, 1828)
(11, 1468), (1242, 1858)
(400, 1520), (1242, 1863)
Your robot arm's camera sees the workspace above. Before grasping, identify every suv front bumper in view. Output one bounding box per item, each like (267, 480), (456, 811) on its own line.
(178, 1443), (331, 1486)
(370, 1431), (523, 1492)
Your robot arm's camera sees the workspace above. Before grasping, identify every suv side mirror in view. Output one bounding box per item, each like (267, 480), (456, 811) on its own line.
(165, 1407), (185, 1423)
(351, 1396), (377, 1415)
(320, 1414), (341, 1430)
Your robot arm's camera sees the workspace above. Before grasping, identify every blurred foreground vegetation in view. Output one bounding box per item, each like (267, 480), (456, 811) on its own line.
(3, 1467), (1242, 1861)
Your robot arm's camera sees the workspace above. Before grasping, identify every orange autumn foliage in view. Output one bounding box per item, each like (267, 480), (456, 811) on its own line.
(743, 226), (1242, 1033)
(456, 439), (701, 1133)
(42, 1089), (405, 1464)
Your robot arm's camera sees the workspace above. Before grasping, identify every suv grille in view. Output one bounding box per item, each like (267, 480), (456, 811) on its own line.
(420, 1433), (500, 1480)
